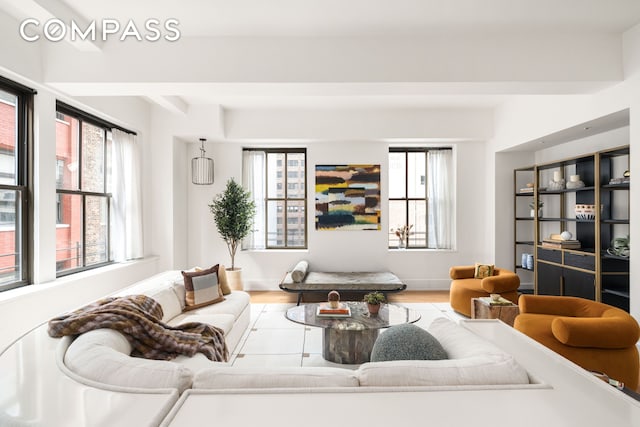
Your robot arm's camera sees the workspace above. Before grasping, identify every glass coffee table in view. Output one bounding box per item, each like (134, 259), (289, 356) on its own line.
(286, 302), (421, 364)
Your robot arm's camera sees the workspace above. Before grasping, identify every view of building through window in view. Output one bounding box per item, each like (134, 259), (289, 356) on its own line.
(0, 88), (21, 288)
(244, 149), (307, 249)
(389, 148), (454, 249)
(55, 108), (111, 274)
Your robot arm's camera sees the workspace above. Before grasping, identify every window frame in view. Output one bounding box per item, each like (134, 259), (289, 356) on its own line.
(55, 103), (114, 277)
(388, 147), (452, 249)
(245, 147), (308, 249)
(0, 76), (34, 292)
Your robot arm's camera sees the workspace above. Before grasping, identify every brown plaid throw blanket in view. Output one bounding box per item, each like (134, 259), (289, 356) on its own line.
(48, 294), (228, 362)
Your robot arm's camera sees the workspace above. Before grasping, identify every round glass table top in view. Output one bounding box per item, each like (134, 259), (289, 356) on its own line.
(285, 302), (420, 331)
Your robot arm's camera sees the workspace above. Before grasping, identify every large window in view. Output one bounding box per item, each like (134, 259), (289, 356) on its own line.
(0, 78), (33, 291)
(55, 103), (113, 275)
(243, 148), (307, 249)
(388, 148), (454, 249)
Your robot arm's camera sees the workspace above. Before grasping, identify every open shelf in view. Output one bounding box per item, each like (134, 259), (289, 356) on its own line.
(515, 145), (630, 311)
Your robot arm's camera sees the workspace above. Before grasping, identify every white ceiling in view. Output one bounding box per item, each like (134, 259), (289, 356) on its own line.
(2, 0), (640, 114)
(59, 0), (640, 37)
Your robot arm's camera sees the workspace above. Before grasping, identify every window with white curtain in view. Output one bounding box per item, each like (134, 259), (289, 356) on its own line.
(243, 148), (307, 249)
(54, 102), (142, 277)
(388, 147), (454, 249)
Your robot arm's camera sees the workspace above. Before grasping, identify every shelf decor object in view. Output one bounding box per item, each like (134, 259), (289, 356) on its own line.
(575, 204), (596, 220)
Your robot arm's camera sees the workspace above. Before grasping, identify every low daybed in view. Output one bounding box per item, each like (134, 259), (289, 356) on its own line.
(280, 270), (407, 305)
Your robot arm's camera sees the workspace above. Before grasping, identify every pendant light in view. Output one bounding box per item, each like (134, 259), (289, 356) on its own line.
(192, 138), (214, 185)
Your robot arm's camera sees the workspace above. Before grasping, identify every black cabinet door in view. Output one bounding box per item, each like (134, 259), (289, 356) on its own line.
(563, 268), (595, 300)
(537, 262), (562, 295)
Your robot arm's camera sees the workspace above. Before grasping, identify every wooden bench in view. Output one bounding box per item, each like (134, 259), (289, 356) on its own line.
(279, 271), (406, 305)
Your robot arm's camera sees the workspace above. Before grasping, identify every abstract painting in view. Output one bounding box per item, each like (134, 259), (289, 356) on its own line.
(315, 164), (381, 230)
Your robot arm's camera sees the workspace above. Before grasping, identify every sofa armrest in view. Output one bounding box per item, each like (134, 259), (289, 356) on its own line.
(552, 316), (640, 348)
(481, 273), (519, 293)
(449, 266), (475, 280)
(518, 295), (600, 317)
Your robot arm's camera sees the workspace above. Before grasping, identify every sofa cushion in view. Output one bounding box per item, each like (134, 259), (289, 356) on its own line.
(172, 281), (187, 310)
(188, 291), (250, 319)
(429, 317), (507, 358)
(357, 354), (528, 387)
(147, 285), (183, 322)
(371, 323), (447, 362)
(218, 265), (232, 295)
(182, 265), (225, 311)
(173, 353), (230, 374)
(290, 260), (309, 283)
(357, 317), (530, 387)
(474, 263), (494, 279)
(64, 328), (193, 393)
(193, 366), (359, 389)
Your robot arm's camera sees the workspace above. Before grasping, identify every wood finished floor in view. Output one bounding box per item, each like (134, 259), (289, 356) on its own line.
(247, 289), (640, 393)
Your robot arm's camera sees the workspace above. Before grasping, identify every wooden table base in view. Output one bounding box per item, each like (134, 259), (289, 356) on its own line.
(471, 298), (519, 326)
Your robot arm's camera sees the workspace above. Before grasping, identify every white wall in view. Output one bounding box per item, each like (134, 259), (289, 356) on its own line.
(185, 139), (490, 291)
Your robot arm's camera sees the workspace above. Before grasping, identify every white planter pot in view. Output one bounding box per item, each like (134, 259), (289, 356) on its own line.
(226, 268), (244, 291)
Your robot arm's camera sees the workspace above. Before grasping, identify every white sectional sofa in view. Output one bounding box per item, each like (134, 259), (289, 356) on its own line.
(7, 269), (640, 427)
(57, 270), (531, 394)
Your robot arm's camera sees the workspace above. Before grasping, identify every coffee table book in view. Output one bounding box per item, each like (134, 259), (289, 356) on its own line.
(478, 296), (514, 306)
(317, 303), (351, 318)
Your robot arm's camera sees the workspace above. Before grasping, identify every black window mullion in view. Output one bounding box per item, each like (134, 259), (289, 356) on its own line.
(78, 119), (83, 191)
(283, 152), (288, 248)
(81, 194), (86, 268)
(103, 128), (107, 193)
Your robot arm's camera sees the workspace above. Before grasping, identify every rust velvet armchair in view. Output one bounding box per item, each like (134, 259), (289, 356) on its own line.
(514, 294), (640, 389)
(449, 266), (520, 317)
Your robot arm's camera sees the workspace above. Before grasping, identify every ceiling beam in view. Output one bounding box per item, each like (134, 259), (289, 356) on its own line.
(146, 95), (188, 115)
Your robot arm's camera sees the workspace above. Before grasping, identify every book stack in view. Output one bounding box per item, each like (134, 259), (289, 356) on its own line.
(519, 187), (534, 193)
(317, 303), (351, 318)
(542, 238), (581, 249)
(479, 296), (514, 306)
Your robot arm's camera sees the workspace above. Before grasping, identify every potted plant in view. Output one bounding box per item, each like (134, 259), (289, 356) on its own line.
(209, 178), (256, 290)
(363, 291), (385, 315)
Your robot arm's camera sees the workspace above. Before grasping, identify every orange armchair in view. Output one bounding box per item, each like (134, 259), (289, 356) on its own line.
(514, 294), (640, 389)
(449, 266), (520, 317)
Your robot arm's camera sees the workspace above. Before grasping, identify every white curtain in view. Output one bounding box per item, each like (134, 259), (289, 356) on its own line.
(427, 149), (454, 249)
(242, 150), (266, 250)
(111, 129), (143, 261)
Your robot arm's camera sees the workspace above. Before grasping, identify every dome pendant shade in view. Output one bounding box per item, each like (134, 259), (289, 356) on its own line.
(192, 139), (214, 185)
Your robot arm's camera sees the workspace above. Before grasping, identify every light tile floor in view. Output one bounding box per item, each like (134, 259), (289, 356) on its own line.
(229, 302), (465, 368)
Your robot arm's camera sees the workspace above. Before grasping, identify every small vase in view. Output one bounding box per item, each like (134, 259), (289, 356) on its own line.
(367, 303), (381, 316)
(397, 240), (406, 250)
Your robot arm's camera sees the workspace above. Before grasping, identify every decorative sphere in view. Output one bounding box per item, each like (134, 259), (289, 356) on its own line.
(560, 231), (573, 240)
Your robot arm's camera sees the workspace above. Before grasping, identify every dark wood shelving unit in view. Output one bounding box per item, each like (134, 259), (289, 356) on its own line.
(514, 145), (630, 311)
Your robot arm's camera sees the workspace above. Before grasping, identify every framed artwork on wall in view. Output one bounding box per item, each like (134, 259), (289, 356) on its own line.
(315, 164), (381, 230)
